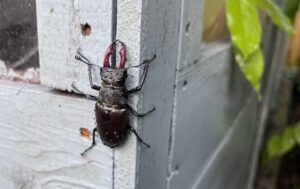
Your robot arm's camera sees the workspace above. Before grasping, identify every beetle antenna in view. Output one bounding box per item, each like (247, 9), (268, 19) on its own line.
(125, 54), (156, 70)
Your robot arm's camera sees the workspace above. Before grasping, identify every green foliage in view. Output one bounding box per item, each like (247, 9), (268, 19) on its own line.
(294, 123), (300, 143)
(225, 0), (298, 166)
(263, 134), (281, 163)
(226, 0), (261, 59)
(263, 123), (300, 164)
(256, 0), (294, 34)
(283, 0), (300, 21)
(226, 0), (294, 95)
(235, 49), (264, 93)
(280, 127), (296, 154)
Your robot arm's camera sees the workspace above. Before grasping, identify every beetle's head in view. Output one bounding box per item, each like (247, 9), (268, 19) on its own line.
(100, 67), (127, 86)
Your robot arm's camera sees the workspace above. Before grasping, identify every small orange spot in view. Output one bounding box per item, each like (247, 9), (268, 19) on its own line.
(81, 23), (92, 36)
(80, 128), (91, 138)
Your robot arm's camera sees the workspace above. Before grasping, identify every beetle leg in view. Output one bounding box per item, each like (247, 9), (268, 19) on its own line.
(72, 82), (98, 101)
(126, 55), (156, 94)
(87, 64), (101, 91)
(81, 128), (97, 156)
(125, 103), (155, 117)
(128, 125), (150, 148)
(126, 65), (148, 94)
(75, 49), (101, 90)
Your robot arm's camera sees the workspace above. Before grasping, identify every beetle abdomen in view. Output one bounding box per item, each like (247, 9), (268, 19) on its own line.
(95, 102), (128, 148)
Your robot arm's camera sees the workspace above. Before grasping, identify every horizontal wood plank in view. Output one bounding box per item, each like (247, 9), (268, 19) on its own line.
(0, 81), (113, 189)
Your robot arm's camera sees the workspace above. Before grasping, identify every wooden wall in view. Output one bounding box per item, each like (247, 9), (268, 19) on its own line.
(0, 0), (286, 188)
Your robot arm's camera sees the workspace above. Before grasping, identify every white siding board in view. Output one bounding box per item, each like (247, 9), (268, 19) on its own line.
(178, 0), (204, 70)
(36, 0), (112, 95)
(0, 81), (113, 189)
(168, 46), (253, 189)
(192, 94), (258, 189)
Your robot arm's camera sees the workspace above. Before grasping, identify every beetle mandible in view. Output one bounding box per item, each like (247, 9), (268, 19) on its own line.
(72, 40), (156, 156)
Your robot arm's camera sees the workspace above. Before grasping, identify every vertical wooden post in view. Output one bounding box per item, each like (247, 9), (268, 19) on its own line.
(115, 0), (184, 188)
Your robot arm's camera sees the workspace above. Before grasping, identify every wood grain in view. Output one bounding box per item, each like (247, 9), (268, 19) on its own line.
(0, 81), (113, 189)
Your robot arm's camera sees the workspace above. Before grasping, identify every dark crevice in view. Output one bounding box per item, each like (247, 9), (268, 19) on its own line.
(111, 1), (117, 189)
(111, 0), (118, 68)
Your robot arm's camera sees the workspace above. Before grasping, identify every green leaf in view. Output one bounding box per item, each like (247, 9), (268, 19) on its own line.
(294, 123), (300, 144)
(283, 0), (300, 22)
(263, 126), (297, 164)
(256, 0), (294, 34)
(226, 0), (262, 58)
(235, 48), (264, 94)
(280, 127), (296, 155)
(265, 134), (282, 161)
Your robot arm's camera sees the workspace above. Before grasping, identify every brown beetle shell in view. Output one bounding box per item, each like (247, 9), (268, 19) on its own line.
(95, 102), (128, 148)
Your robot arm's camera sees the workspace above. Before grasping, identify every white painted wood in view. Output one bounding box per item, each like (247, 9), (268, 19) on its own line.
(192, 94), (258, 189)
(36, 0), (112, 95)
(117, 1), (259, 189)
(32, 1), (287, 189)
(134, 0), (183, 188)
(178, 0), (204, 70)
(0, 81), (113, 189)
(168, 45), (253, 189)
(114, 1), (143, 189)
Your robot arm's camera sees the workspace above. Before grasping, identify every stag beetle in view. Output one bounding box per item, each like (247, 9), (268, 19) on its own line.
(73, 40), (156, 156)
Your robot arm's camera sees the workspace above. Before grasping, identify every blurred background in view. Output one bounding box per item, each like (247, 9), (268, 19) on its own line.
(0, 0), (38, 70)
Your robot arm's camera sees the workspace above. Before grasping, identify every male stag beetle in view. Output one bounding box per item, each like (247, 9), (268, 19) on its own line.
(73, 40), (156, 156)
